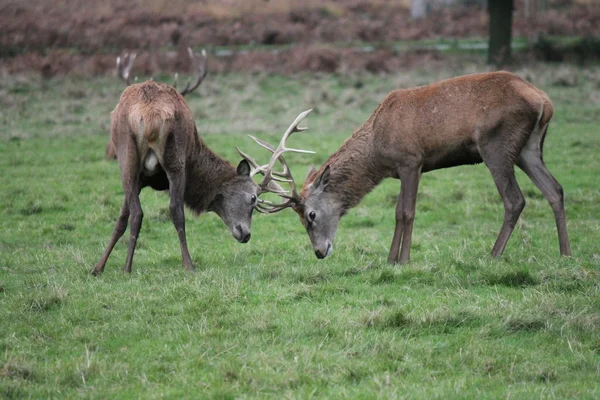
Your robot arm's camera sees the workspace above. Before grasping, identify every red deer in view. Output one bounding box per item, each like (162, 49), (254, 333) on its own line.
(93, 49), (264, 275)
(245, 72), (572, 263)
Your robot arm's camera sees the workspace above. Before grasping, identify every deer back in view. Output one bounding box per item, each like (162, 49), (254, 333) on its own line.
(368, 71), (552, 172)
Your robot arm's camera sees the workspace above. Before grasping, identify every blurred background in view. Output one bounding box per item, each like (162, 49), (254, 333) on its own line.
(1, 0), (598, 79)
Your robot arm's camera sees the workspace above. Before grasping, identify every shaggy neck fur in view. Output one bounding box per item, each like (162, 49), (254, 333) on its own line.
(183, 135), (237, 214)
(304, 123), (387, 211)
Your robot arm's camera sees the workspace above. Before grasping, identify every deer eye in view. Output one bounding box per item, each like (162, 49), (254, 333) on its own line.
(250, 195), (257, 205)
(309, 211), (316, 221)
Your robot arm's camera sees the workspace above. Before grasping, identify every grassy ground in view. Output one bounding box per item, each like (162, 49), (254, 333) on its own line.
(1, 64), (599, 398)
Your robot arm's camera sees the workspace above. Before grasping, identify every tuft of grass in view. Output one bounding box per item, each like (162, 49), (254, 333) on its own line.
(19, 201), (43, 216)
(372, 269), (397, 284)
(0, 362), (36, 382)
(26, 296), (64, 313)
(504, 317), (547, 333)
(485, 269), (539, 287)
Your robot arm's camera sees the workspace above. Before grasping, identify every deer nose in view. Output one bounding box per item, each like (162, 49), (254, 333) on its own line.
(235, 225), (251, 243)
(314, 243), (331, 259)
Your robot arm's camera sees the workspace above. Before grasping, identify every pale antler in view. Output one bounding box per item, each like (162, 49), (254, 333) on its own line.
(116, 52), (137, 86)
(237, 109), (315, 213)
(117, 48), (207, 94)
(177, 48), (208, 97)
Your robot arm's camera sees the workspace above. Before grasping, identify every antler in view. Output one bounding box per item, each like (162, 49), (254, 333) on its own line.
(176, 48), (208, 97)
(117, 48), (207, 94)
(116, 52), (137, 86)
(237, 109), (315, 213)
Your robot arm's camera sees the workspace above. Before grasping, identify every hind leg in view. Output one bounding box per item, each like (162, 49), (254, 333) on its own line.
(480, 144), (526, 257)
(119, 138), (144, 274)
(91, 198), (130, 276)
(122, 180), (143, 274)
(488, 167), (526, 257)
(517, 128), (571, 256)
(93, 135), (143, 275)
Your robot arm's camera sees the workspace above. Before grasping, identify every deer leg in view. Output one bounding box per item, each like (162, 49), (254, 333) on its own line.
(91, 198), (130, 276)
(116, 138), (143, 274)
(387, 190), (404, 264)
(397, 167), (422, 264)
(122, 181), (143, 274)
(166, 170), (195, 272)
(484, 160), (526, 257)
(517, 153), (571, 256)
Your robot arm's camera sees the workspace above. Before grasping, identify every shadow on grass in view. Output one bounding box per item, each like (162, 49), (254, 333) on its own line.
(484, 269), (539, 288)
(0, 362), (37, 382)
(504, 317), (546, 333)
(370, 268), (435, 286)
(363, 309), (481, 334)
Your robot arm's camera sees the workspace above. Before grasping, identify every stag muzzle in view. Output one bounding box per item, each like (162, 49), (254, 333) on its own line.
(314, 242), (333, 259)
(233, 224), (251, 243)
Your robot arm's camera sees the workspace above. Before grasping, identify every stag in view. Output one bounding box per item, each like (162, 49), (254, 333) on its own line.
(245, 72), (571, 263)
(93, 49), (262, 275)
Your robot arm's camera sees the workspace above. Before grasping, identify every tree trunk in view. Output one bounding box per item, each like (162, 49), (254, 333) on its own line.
(411, 0), (427, 19)
(487, 0), (514, 66)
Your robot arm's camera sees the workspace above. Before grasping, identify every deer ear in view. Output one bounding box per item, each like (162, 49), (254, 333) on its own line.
(314, 165), (331, 189)
(306, 165), (317, 180)
(237, 159), (251, 176)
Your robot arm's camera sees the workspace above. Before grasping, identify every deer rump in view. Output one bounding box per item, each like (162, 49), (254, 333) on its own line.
(128, 101), (174, 175)
(110, 85), (190, 191)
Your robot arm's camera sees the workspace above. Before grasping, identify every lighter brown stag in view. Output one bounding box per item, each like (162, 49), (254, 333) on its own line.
(245, 71), (572, 263)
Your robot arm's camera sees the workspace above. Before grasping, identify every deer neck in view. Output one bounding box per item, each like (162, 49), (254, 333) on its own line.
(324, 127), (386, 210)
(183, 137), (237, 214)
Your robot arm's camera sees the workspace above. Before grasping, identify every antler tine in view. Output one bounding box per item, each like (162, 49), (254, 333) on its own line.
(255, 200), (294, 214)
(116, 52), (136, 86)
(236, 146), (288, 193)
(256, 109), (315, 212)
(179, 48), (208, 97)
(250, 135), (314, 157)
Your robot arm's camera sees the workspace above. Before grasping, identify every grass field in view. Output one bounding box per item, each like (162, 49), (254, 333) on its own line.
(1, 64), (599, 398)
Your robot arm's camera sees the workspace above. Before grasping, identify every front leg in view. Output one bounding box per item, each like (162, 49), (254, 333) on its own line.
(387, 189), (404, 264)
(396, 166), (422, 264)
(166, 169), (195, 272)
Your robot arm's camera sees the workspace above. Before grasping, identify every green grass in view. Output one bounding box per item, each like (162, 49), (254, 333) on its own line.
(1, 64), (600, 398)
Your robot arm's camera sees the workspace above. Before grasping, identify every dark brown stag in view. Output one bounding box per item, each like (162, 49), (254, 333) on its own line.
(92, 49), (263, 275)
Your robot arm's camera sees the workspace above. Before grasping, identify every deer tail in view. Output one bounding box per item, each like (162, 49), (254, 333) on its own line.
(129, 103), (174, 144)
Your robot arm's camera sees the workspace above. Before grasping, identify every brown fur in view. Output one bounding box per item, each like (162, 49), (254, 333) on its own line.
(297, 71), (571, 262)
(93, 80), (259, 275)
